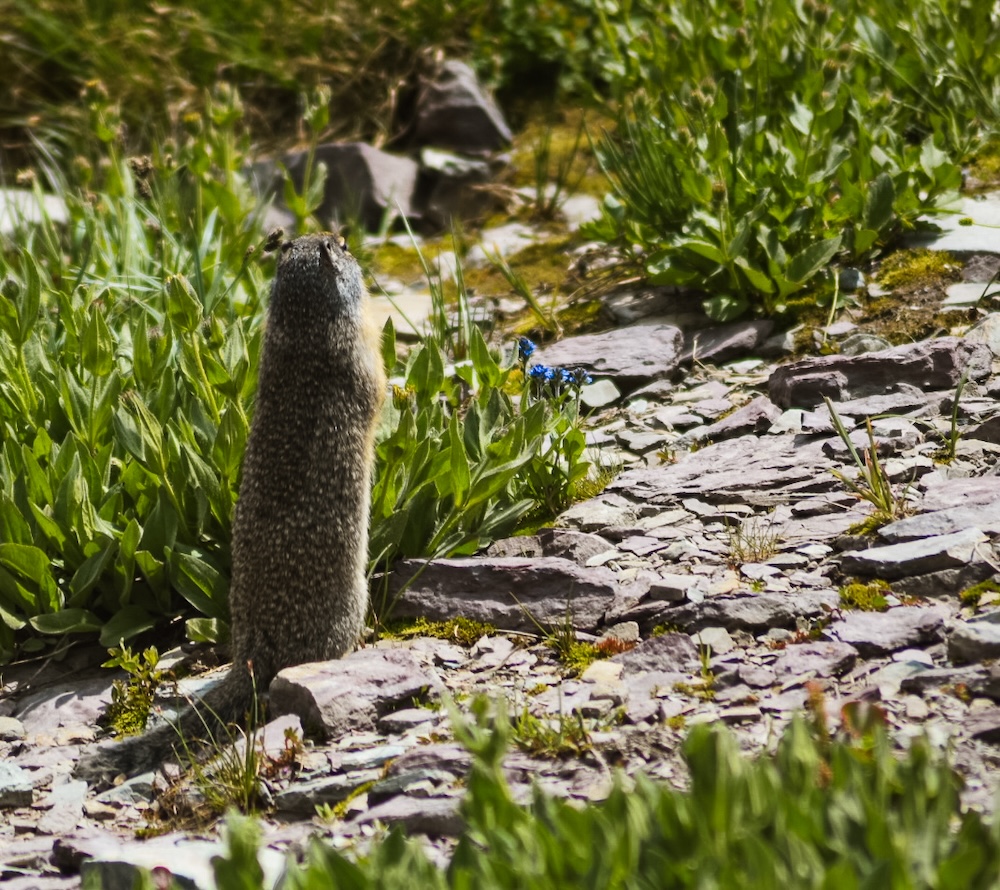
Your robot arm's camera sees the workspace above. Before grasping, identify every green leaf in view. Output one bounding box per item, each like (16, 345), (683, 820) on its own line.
(16, 249), (41, 345)
(863, 173), (895, 234)
(81, 306), (115, 376)
(212, 407), (248, 478)
(786, 234), (843, 283)
(98, 605), (159, 648)
(702, 293), (749, 322)
(186, 616), (226, 644)
(448, 413), (471, 507)
(69, 542), (117, 604)
(381, 316), (397, 376)
(0, 543), (51, 586)
(168, 549), (229, 619)
(30, 608), (102, 635)
(131, 314), (154, 387)
(166, 274), (203, 333)
(0, 492), (31, 546)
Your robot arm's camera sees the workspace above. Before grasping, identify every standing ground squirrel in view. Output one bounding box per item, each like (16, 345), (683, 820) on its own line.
(75, 234), (385, 781)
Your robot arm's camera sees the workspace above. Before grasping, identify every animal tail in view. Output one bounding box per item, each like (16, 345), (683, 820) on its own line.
(73, 666), (256, 785)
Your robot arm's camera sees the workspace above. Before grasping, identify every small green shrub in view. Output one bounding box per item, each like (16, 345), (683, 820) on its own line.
(101, 643), (166, 737)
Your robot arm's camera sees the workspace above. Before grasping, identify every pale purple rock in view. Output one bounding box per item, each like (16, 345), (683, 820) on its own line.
(270, 649), (436, 739)
(947, 614), (1000, 664)
(838, 527), (989, 580)
(768, 338), (991, 409)
(388, 556), (632, 632)
(610, 633), (700, 675)
(828, 606), (949, 656)
(680, 320), (774, 364)
(536, 324), (684, 388)
(770, 641), (858, 680)
(694, 396), (782, 443)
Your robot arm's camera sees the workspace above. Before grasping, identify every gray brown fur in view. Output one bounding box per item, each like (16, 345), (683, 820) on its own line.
(75, 234), (385, 782)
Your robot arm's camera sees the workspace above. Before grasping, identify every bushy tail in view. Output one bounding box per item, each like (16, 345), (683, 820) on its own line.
(73, 667), (255, 785)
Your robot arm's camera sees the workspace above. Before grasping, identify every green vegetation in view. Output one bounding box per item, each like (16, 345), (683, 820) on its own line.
(382, 617), (497, 647)
(876, 249), (961, 291)
(726, 512), (778, 566)
(826, 398), (913, 529)
(839, 579), (891, 612)
(101, 642), (167, 737)
(0, 99), (593, 661)
(959, 579), (1000, 610)
(160, 701), (1000, 888)
(584, 0), (994, 321)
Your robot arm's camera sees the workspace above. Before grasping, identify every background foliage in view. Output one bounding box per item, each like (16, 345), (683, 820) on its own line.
(2, 0), (999, 660)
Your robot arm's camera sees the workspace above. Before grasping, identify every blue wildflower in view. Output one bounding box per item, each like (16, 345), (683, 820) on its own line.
(559, 368), (575, 386)
(517, 337), (536, 362)
(528, 363), (555, 381)
(572, 368), (593, 387)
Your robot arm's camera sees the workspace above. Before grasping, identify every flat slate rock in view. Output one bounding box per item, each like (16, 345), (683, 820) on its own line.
(917, 475), (1000, 511)
(767, 338), (991, 409)
(694, 395), (781, 443)
(536, 324), (684, 388)
(605, 433), (836, 507)
(770, 641), (858, 680)
(664, 589), (840, 633)
(828, 605), (949, 656)
(609, 633), (700, 675)
(270, 649), (436, 739)
(878, 502), (1000, 543)
(947, 613), (1000, 665)
(838, 527), (989, 580)
(680, 320), (774, 364)
(388, 556), (630, 632)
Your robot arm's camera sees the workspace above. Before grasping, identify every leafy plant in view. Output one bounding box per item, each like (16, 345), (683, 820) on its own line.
(585, 0), (968, 321)
(101, 642), (167, 737)
(199, 701), (1000, 889)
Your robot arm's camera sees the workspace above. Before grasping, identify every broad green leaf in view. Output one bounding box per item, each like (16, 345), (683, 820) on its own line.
(0, 492), (31, 546)
(166, 274), (203, 333)
(16, 249), (41, 345)
(0, 543), (51, 586)
(98, 605), (159, 648)
(863, 173), (895, 234)
(30, 608), (102, 635)
(69, 542), (117, 604)
(702, 293), (749, 322)
(786, 234), (843, 283)
(381, 316), (397, 376)
(186, 616), (227, 644)
(81, 306), (115, 377)
(448, 413), (470, 507)
(169, 549), (229, 619)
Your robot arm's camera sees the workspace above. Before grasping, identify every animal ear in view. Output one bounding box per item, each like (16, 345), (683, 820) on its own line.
(336, 227), (351, 254)
(280, 240), (294, 253)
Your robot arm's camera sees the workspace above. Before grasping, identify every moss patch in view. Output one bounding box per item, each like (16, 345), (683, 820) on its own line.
(876, 249), (960, 291)
(383, 616), (497, 647)
(959, 578), (1000, 609)
(839, 580), (890, 612)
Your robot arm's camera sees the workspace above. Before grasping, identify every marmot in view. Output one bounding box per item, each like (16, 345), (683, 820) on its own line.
(75, 234), (385, 781)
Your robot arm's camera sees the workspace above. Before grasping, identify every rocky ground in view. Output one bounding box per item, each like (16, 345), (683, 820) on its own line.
(5, 188), (1000, 888)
